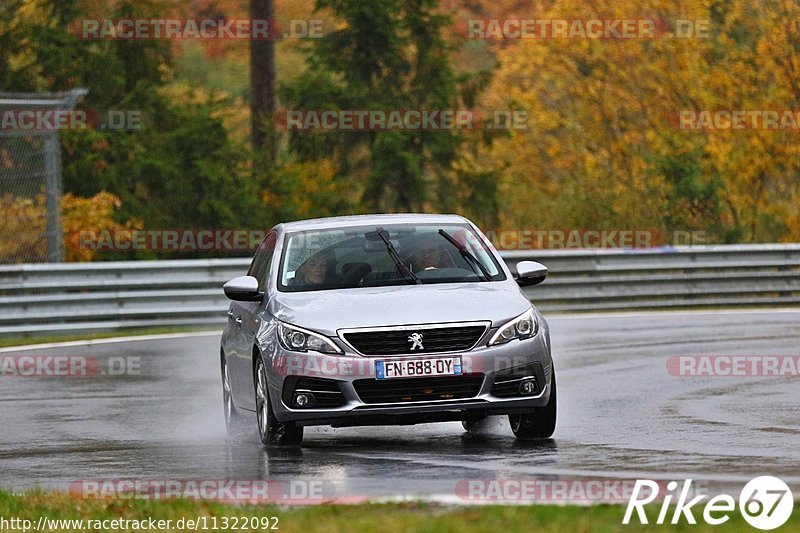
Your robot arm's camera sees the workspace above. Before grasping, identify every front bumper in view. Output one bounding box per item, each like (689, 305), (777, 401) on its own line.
(264, 329), (553, 427)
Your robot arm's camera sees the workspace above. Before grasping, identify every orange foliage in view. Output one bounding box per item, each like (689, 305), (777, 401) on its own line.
(0, 191), (140, 263)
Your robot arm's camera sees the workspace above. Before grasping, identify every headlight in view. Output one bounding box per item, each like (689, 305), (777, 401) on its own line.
(277, 322), (343, 354)
(488, 308), (538, 346)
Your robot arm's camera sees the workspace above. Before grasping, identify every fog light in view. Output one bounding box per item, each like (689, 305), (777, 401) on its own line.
(519, 379), (537, 396)
(293, 393), (316, 408)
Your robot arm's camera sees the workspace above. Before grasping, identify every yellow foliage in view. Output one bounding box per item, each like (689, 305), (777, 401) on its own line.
(480, 0), (800, 241)
(266, 159), (352, 220)
(0, 192), (139, 263)
(0, 195), (47, 262)
(61, 191), (142, 262)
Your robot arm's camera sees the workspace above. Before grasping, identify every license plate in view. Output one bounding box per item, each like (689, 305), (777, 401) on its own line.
(375, 357), (462, 380)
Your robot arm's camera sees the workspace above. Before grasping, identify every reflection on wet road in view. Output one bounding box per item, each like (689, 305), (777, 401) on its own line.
(1, 310), (798, 501)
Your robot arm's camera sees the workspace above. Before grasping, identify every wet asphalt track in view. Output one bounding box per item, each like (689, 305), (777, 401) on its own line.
(1, 309), (799, 502)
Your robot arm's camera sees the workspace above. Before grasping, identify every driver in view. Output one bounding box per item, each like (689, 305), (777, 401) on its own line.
(411, 243), (450, 272)
(292, 254), (335, 286)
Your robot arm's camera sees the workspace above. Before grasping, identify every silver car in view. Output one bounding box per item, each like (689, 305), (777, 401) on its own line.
(220, 214), (555, 446)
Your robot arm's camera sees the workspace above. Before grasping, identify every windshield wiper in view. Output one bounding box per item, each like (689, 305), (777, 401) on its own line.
(437, 229), (491, 281)
(372, 229), (422, 285)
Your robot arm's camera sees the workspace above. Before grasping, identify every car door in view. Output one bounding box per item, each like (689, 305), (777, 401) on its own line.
(229, 231), (277, 410)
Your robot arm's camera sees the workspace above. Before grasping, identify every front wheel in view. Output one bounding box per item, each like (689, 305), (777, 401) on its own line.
(255, 357), (303, 447)
(508, 370), (557, 440)
(462, 417), (491, 434)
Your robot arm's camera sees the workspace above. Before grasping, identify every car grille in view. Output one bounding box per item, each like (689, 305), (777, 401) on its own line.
(353, 374), (485, 404)
(342, 324), (487, 355)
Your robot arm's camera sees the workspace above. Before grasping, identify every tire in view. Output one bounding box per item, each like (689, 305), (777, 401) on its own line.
(221, 352), (247, 437)
(508, 370), (557, 440)
(254, 357), (304, 447)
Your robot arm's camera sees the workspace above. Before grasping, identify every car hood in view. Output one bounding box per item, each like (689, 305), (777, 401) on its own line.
(268, 282), (532, 336)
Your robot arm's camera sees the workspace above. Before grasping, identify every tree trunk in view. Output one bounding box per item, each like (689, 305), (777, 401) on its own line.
(250, 0), (276, 165)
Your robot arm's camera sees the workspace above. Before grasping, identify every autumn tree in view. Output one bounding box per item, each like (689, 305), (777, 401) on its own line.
(482, 0), (800, 243)
(279, 0), (499, 222)
(1, 0), (266, 254)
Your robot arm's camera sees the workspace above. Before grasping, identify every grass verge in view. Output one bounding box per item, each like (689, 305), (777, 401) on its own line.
(1, 491), (795, 532)
(0, 327), (219, 349)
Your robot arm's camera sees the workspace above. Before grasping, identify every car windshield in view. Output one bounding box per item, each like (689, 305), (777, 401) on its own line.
(278, 223), (506, 292)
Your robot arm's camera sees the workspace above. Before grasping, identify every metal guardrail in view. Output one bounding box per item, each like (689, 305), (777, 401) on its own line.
(0, 245), (798, 337)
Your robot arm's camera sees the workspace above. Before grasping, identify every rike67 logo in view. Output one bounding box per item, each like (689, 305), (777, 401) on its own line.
(623, 476), (794, 530)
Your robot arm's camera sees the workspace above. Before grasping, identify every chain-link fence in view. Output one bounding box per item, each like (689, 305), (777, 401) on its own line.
(0, 89), (87, 264)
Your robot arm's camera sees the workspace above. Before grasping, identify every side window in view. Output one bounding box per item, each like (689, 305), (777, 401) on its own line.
(247, 231), (277, 292)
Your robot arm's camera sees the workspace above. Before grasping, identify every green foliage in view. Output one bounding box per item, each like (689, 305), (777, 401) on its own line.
(280, 0), (499, 216)
(1, 0), (266, 259)
(0, 0), (30, 90)
(5, 0), (798, 254)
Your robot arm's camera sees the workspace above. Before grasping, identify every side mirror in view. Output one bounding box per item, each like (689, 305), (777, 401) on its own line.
(223, 275), (264, 302)
(515, 261), (548, 287)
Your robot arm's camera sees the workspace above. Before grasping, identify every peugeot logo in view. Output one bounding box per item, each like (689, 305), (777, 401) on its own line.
(408, 333), (424, 351)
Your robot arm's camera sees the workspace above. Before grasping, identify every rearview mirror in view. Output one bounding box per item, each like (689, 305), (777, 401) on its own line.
(223, 275), (264, 302)
(515, 261), (548, 287)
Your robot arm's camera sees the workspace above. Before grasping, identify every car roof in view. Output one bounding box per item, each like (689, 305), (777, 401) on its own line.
(277, 213), (470, 233)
